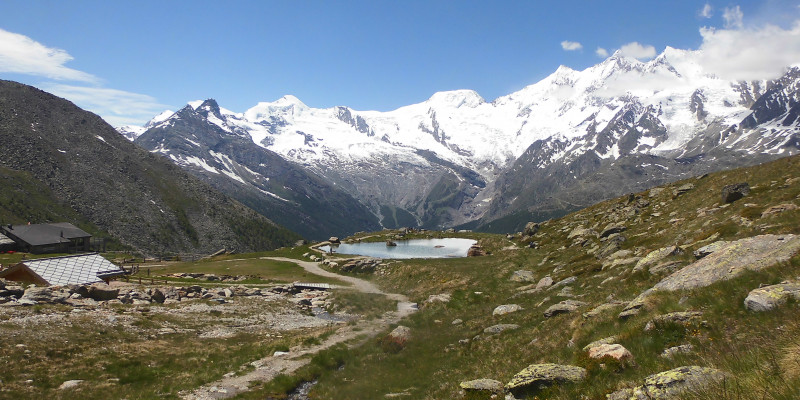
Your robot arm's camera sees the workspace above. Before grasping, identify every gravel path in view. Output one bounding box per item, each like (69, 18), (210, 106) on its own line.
(181, 257), (415, 400)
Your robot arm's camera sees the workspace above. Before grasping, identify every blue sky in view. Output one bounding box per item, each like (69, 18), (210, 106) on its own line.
(1, 1), (799, 126)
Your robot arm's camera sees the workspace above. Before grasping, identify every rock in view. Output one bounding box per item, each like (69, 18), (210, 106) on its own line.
(424, 293), (451, 305)
(582, 302), (626, 318)
(582, 336), (619, 352)
(600, 223), (627, 238)
(388, 325), (411, 342)
(548, 276), (576, 290)
(58, 380), (83, 390)
(328, 237), (340, 244)
(649, 187), (665, 197)
(21, 287), (68, 304)
(483, 324), (520, 334)
(633, 246), (682, 273)
(493, 304), (523, 316)
(223, 288), (234, 298)
(651, 235), (800, 292)
(661, 344), (694, 359)
(648, 261), (684, 276)
(150, 288), (166, 304)
(535, 276), (554, 290)
(761, 203), (798, 217)
(721, 182), (750, 203)
(467, 245), (486, 257)
(744, 283), (800, 311)
(385, 240), (397, 246)
(693, 240), (730, 259)
(510, 270), (536, 283)
(673, 183), (695, 196)
(608, 250), (633, 260)
(596, 234), (626, 259)
(544, 300), (587, 317)
(460, 378), (504, 393)
(644, 311), (703, 331)
(587, 343), (634, 363)
(524, 222), (540, 236)
(629, 366), (726, 399)
(451, 319), (463, 325)
(505, 363), (586, 394)
(568, 227), (595, 239)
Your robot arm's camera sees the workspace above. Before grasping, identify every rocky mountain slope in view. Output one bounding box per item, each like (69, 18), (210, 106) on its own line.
(135, 99), (380, 240)
(302, 153), (800, 399)
(0, 80), (300, 255)
(124, 48), (800, 231)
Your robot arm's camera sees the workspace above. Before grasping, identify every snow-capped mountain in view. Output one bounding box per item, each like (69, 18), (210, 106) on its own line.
(124, 48), (800, 232)
(117, 110), (174, 141)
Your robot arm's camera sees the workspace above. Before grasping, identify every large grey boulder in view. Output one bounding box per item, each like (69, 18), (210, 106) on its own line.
(20, 287), (69, 304)
(523, 222), (539, 236)
(505, 363), (586, 394)
(721, 182), (750, 203)
(644, 311), (703, 331)
(510, 270), (536, 283)
(744, 283), (800, 311)
(87, 284), (120, 301)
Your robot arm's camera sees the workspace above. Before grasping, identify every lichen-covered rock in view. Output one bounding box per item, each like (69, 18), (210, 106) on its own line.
(761, 203), (798, 218)
(536, 276), (554, 290)
(493, 304), (523, 316)
(506, 363), (586, 393)
(568, 226), (595, 239)
(544, 300), (588, 317)
(633, 246), (682, 273)
(661, 344), (694, 359)
(634, 366), (725, 399)
(644, 311), (703, 331)
(483, 324), (520, 334)
(459, 378), (504, 393)
(388, 325), (411, 342)
(744, 283), (800, 311)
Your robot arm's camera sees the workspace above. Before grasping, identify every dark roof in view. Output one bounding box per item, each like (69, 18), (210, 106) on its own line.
(15, 253), (123, 286)
(2, 223), (90, 246)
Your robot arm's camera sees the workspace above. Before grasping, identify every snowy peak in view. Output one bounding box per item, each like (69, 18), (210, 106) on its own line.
(425, 90), (485, 108)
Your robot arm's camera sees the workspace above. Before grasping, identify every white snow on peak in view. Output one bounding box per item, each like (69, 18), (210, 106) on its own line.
(425, 90), (485, 108)
(188, 100), (204, 110)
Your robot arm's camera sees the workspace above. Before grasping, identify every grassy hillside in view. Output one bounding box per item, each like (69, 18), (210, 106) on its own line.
(296, 154), (800, 399)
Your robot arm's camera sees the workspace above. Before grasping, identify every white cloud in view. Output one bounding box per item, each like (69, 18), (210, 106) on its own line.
(618, 42), (657, 60)
(723, 6), (744, 29)
(0, 28), (98, 83)
(697, 22), (800, 81)
(560, 40), (583, 51)
(596, 47), (609, 57)
(41, 83), (170, 126)
(700, 3), (713, 18)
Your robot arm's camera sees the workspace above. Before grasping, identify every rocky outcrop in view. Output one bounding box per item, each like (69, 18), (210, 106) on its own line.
(744, 283), (800, 311)
(544, 300), (588, 317)
(633, 246), (682, 273)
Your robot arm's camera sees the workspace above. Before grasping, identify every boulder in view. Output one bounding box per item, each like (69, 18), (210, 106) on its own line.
(600, 223), (627, 238)
(467, 245), (486, 257)
(548, 276), (576, 290)
(510, 270), (536, 283)
(483, 324), (520, 334)
(582, 336), (619, 352)
(609, 366), (726, 400)
(493, 304), (523, 316)
(535, 276), (554, 290)
(150, 288), (166, 304)
(87, 284), (120, 301)
(568, 227), (595, 239)
(633, 246), (682, 273)
(651, 235), (800, 292)
(328, 237), (341, 244)
(587, 343), (634, 363)
(721, 182), (750, 203)
(505, 363), (586, 394)
(424, 293), (452, 305)
(744, 283), (800, 312)
(544, 300), (587, 317)
(21, 287), (68, 304)
(385, 240), (397, 247)
(661, 344), (694, 359)
(388, 325), (411, 342)
(459, 378), (503, 394)
(673, 183), (695, 197)
(523, 222), (540, 236)
(58, 380), (83, 390)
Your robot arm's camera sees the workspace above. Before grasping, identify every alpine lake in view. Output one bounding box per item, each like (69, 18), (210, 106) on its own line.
(318, 238), (476, 259)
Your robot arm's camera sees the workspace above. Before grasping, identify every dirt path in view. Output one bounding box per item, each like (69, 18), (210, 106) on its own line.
(181, 257), (415, 400)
